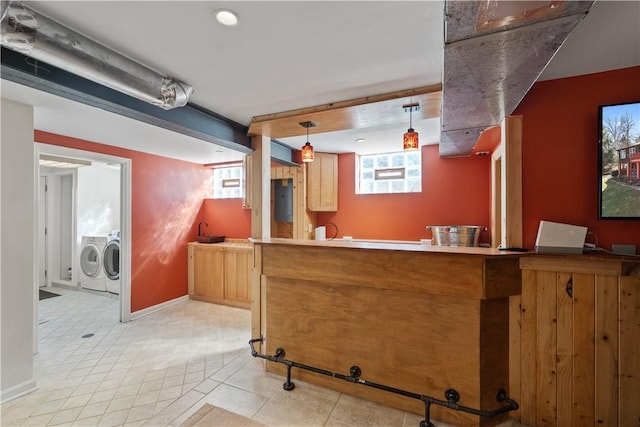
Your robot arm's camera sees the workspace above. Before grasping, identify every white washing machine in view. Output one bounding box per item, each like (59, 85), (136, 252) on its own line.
(79, 235), (107, 291)
(103, 230), (120, 295)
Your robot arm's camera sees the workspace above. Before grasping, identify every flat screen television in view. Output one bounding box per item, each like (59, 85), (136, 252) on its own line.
(598, 101), (640, 219)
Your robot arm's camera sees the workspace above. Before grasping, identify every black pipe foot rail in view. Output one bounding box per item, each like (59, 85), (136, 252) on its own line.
(249, 337), (519, 427)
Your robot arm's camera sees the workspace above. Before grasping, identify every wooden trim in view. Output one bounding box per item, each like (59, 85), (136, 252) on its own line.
(619, 276), (640, 426)
(251, 85), (441, 124)
(189, 295), (250, 309)
(508, 294), (522, 421)
(519, 255), (631, 276)
(502, 116), (523, 248)
(248, 86), (442, 139)
(250, 135), (271, 239)
(490, 116), (522, 249)
(491, 147), (503, 248)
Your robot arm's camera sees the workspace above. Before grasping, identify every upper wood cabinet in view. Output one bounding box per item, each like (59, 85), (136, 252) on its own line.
(307, 152), (338, 211)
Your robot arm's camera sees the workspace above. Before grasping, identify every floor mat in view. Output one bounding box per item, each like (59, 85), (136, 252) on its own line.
(39, 289), (61, 300)
(179, 404), (264, 427)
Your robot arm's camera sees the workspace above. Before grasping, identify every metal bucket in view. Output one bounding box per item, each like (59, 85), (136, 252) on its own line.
(427, 226), (485, 247)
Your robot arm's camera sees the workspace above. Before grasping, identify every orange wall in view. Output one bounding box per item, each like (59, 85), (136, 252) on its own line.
(35, 131), (212, 312)
(317, 145), (492, 243)
(514, 66), (640, 249)
(197, 198), (251, 238)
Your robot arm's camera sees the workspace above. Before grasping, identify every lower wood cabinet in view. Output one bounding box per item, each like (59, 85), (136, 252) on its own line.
(510, 255), (639, 426)
(188, 242), (252, 309)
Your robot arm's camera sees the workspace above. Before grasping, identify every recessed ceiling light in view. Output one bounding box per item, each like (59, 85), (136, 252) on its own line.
(214, 9), (239, 26)
(356, 138), (366, 143)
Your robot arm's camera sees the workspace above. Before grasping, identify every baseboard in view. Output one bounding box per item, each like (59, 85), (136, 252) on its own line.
(1, 378), (37, 404)
(51, 281), (79, 291)
(130, 295), (189, 321)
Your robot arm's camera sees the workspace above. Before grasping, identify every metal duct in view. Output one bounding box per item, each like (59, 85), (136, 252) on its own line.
(440, 1), (593, 157)
(0, 1), (193, 110)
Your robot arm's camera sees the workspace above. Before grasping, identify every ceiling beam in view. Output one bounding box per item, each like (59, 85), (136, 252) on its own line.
(248, 85), (442, 139)
(1, 47), (252, 154)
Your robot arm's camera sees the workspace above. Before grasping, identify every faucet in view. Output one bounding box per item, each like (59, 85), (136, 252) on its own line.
(198, 221), (208, 237)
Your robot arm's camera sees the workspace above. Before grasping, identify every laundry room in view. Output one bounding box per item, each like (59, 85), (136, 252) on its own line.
(39, 153), (121, 297)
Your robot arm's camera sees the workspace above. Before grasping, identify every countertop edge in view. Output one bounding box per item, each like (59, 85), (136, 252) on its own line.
(248, 237), (523, 256)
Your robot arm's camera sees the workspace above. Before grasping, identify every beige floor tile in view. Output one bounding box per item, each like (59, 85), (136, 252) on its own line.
(6, 293), (490, 427)
(77, 401), (109, 420)
(71, 414), (102, 427)
(70, 383), (100, 398)
(96, 408), (130, 427)
(138, 379), (163, 394)
(192, 378), (219, 394)
(224, 358), (287, 398)
(326, 394), (405, 427)
(20, 412), (54, 426)
(125, 403), (155, 423)
(157, 385), (182, 402)
(94, 379), (122, 393)
(113, 383), (141, 399)
(132, 390), (160, 408)
(61, 394), (92, 410)
(47, 406), (83, 426)
(253, 381), (340, 427)
(161, 374), (184, 389)
(29, 398), (66, 417)
(87, 389), (117, 405)
(104, 395), (136, 414)
(203, 383), (268, 419)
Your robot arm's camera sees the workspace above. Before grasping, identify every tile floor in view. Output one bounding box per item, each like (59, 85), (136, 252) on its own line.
(1, 287), (520, 427)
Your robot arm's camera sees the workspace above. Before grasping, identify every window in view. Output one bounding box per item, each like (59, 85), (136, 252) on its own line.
(357, 151), (421, 194)
(212, 163), (243, 199)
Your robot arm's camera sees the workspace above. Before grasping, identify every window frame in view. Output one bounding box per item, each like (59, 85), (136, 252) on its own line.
(356, 150), (422, 195)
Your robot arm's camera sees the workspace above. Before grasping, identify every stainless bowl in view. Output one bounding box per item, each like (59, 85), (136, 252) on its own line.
(427, 226), (485, 247)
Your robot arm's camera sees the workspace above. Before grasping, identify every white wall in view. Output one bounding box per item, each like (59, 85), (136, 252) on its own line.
(1, 98), (36, 402)
(77, 164), (120, 241)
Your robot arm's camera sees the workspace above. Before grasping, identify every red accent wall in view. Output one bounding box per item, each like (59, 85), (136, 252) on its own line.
(197, 199), (251, 239)
(317, 145), (492, 243)
(514, 66), (640, 249)
(35, 131), (212, 312)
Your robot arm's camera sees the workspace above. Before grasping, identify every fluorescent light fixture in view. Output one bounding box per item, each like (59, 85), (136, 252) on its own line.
(39, 154), (91, 169)
(215, 9), (239, 26)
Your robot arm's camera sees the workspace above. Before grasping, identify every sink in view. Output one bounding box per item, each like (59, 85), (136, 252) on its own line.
(197, 235), (225, 244)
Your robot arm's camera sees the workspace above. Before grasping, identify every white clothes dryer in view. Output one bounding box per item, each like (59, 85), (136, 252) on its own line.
(103, 230), (120, 294)
(79, 235), (107, 291)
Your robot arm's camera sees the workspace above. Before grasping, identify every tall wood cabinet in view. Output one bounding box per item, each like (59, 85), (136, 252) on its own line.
(188, 242), (253, 309)
(510, 255), (639, 426)
(307, 152), (338, 211)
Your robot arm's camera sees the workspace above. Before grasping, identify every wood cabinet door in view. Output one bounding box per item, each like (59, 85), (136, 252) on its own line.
(193, 246), (224, 299)
(307, 152), (338, 211)
(224, 248), (251, 304)
(517, 269), (639, 426)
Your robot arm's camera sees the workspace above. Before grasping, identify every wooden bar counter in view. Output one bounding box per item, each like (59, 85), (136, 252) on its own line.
(250, 238), (523, 426)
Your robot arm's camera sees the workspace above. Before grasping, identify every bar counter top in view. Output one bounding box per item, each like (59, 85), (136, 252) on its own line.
(249, 237), (526, 256)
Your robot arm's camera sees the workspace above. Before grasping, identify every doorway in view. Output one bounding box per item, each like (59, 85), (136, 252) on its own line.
(35, 143), (132, 353)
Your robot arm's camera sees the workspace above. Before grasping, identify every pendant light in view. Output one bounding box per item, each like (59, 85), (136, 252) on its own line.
(300, 121), (316, 162)
(403, 103), (420, 151)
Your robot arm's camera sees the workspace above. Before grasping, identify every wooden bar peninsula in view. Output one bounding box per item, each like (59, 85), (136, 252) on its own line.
(250, 238), (523, 426)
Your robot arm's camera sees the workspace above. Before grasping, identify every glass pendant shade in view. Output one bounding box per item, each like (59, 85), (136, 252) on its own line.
(301, 142), (314, 162)
(403, 128), (419, 150)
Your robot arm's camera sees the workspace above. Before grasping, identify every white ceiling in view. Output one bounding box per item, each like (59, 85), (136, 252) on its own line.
(1, 1), (639, 163)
